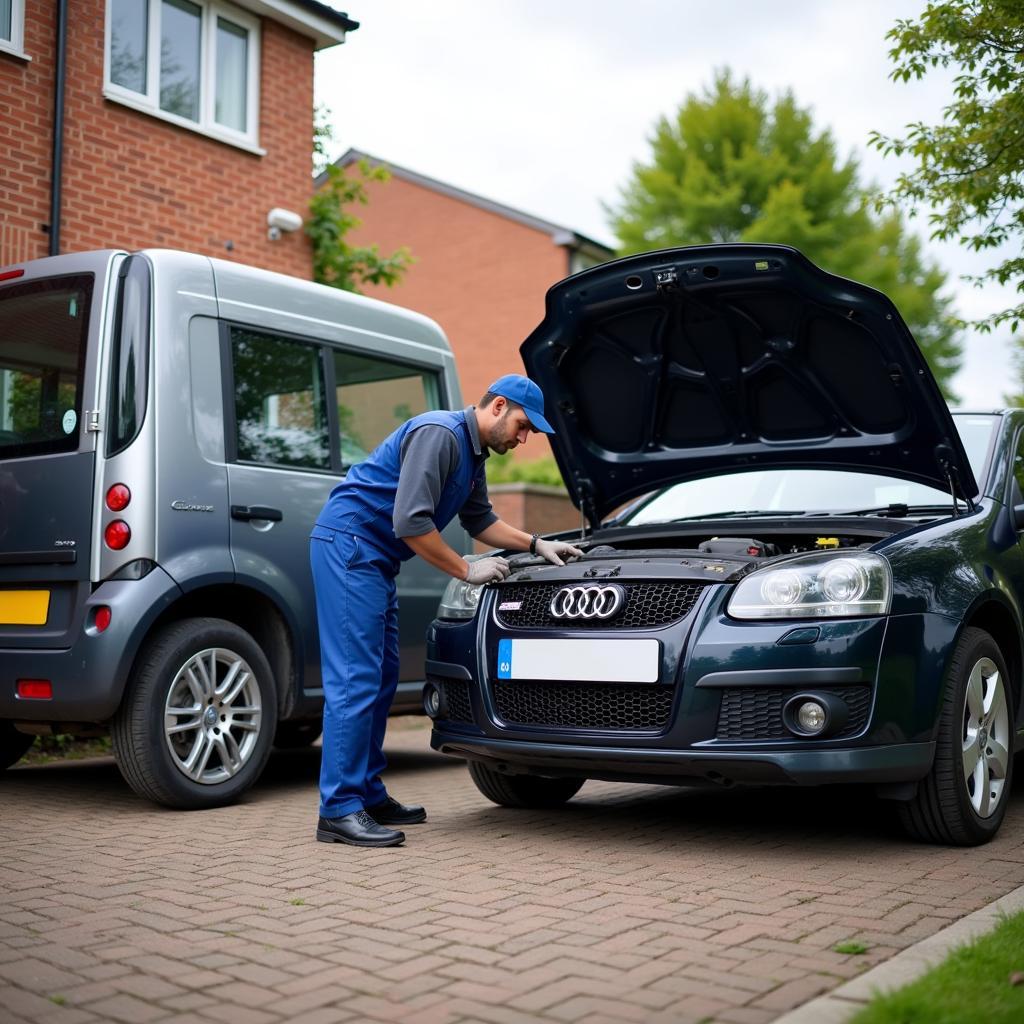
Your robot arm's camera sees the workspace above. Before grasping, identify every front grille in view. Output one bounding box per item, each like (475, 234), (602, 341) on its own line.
(495, 581), (706, 630)
(493, 680), (673, 730)
(716, 686), (871, 740)
(428, 676), (473, 724)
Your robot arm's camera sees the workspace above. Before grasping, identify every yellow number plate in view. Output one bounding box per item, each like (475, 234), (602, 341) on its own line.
(0, 591), (50, 625)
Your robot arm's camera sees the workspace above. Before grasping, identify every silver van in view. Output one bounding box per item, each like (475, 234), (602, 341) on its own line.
(0, 249), (465, 808)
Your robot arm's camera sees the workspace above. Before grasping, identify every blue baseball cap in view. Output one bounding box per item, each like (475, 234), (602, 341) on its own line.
(487, 373), (555, 434)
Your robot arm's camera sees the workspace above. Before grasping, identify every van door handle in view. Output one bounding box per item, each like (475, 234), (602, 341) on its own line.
(231, 505), (283, 522)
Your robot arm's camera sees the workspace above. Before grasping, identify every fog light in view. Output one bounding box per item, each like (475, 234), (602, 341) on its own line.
(797, 701), (827, 733)
(94, 606), (112, 633)
(17, 679), (52, 700)
(783, 691), (850, 738)
(423, 683), (441, 719)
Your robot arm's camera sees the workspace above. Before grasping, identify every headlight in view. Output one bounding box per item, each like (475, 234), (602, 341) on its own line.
(727, 552), (891, 619)
(437, 576), (483, 620)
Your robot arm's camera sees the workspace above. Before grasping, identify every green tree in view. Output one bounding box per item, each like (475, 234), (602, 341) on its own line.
(869, 1), (1024, 336)
(308, 108), (413, 294)
(609, 71), (962, 397)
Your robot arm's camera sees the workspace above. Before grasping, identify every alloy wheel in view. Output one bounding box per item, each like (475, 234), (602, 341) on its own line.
(961, 656), (1010, 818)
(163, 647), (262, 784)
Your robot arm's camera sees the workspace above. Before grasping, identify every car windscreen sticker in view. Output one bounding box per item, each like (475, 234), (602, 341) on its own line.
(62, 409), (77, 434)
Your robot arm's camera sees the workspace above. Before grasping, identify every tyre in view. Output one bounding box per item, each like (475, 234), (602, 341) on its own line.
(899, 627), (1015, 845)
(112, 618), (278, 809)
(468, 761), (584, 808)
(273, 719), (322, 749)
(1, 721), (35, 769)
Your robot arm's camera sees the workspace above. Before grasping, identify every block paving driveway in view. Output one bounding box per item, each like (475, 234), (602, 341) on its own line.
(2, 720), (1023, 1024)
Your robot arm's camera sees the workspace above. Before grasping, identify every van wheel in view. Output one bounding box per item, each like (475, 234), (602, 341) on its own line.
(112, 618), (277, 809)
(468, 761), (584, 808)
(274, 720), (322, 748)
(899, 627), (1015, 845)
(1, 721), (35, 769)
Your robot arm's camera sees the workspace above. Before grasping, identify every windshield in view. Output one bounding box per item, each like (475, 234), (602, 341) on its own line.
(0, 274), (93, 460)
(623, 414), (998, 525)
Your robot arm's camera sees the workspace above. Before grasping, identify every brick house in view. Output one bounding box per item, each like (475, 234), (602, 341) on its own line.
(1, 0), (357, 277)
(329, 148), (615, 452)
(325, 149), (615, 538)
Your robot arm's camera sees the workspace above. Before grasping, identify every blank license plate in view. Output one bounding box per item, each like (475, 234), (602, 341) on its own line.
(497, 638), (659, 683)
(0, 590), (50, 625)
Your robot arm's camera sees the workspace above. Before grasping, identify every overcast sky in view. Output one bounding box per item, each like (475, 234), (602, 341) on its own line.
(314, 1), (1016, 408)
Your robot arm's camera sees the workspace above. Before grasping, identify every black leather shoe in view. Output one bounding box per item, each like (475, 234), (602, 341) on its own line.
(316, 811), (405, 847)
(366, 795), (427, 825)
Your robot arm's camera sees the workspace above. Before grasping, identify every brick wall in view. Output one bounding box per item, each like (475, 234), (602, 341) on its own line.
(474, 483), (582, 551)
(1, 0), (315, 278)
(0, 1), (56, 266)
(348, 173), (572, 461)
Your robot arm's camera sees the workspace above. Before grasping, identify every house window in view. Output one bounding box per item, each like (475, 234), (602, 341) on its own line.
(0, 0), (26, 57)
(106, 0), (261, 151)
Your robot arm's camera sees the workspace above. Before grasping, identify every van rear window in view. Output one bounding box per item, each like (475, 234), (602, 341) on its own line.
(0, 274), (92, 460)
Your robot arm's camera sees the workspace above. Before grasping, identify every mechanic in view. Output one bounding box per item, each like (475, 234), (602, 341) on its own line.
(310, 374), (583, 848)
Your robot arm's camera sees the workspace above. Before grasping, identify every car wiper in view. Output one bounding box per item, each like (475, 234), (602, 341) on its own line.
(667, 510), (807, 522)
(838, 502), (969, 518)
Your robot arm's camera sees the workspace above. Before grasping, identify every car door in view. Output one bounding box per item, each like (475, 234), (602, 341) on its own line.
(224, 324), (334, 692)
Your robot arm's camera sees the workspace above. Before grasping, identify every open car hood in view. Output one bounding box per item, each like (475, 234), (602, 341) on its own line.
(520, 244), (977, 526)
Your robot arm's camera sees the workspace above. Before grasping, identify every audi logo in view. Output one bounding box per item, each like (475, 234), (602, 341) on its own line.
(549, 584), (626, 620)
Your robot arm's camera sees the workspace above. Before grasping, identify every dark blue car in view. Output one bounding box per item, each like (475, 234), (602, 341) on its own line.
(427, 244), (1020, 846)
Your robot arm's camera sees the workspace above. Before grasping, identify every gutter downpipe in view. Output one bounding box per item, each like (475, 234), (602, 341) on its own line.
(49, 0), (69, 257)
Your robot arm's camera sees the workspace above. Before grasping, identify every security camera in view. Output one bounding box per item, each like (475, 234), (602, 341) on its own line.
(267, 207), (303, 240)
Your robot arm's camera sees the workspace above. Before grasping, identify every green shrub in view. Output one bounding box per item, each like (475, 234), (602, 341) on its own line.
(486, 453), (565, 488)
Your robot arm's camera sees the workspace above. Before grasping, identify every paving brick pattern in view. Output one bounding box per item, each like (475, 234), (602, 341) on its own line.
(2, 721), (1023, 1024)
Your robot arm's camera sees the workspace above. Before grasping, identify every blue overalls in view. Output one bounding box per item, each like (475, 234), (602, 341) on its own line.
(309, 410), (484, 818)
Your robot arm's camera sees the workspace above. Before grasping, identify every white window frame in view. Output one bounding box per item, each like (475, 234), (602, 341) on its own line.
(103, 0), (263, 154)
(0, 0), (29, 61)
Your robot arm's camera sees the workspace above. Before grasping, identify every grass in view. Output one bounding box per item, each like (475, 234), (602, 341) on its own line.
(835, 941), (870, 955)
(849, 910), (1024, 1024)
(18, 734), (112, 766)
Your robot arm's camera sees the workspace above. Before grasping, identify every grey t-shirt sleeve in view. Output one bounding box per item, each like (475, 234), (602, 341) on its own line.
(393, 425), (459, 538)
(459, 469), (497, 538)
(393, 424), (499, 540)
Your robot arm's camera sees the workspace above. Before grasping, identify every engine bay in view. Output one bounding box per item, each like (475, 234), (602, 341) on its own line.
(503, 518), (910, 584)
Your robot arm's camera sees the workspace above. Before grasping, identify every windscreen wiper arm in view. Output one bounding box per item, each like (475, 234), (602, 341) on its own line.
(838, 502), (969, 518)
(668, 510), (806, 523)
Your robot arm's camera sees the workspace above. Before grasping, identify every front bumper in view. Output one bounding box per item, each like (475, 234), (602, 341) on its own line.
(430, 731), (937, 787)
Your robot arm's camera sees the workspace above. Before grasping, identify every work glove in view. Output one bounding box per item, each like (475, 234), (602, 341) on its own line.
(535, 538), (585, 566)
(464, 555), (511, 585)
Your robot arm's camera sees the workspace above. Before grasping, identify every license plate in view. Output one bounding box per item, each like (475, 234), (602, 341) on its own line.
(0, 590), (50, 625)
(497, 638), (659, 683)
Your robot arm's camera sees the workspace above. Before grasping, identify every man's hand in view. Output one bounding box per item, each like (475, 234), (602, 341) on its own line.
(464, 556), (511, 585)
(535, 539), (585, 566)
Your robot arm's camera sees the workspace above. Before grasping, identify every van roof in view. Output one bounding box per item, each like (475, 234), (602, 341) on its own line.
(141, 248), (453, 357)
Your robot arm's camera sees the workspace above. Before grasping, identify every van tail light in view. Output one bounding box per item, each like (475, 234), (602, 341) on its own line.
(104, 520), (131, 549)
(94, 606), (112, 633)
(105, 484), (131, 511)
(17, 680), (52, 699)
(0, 268), (25, 282)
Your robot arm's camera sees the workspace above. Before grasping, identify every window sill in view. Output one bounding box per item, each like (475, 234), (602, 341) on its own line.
(103, 89), (266, 156)
(0, 42), (31, 62)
